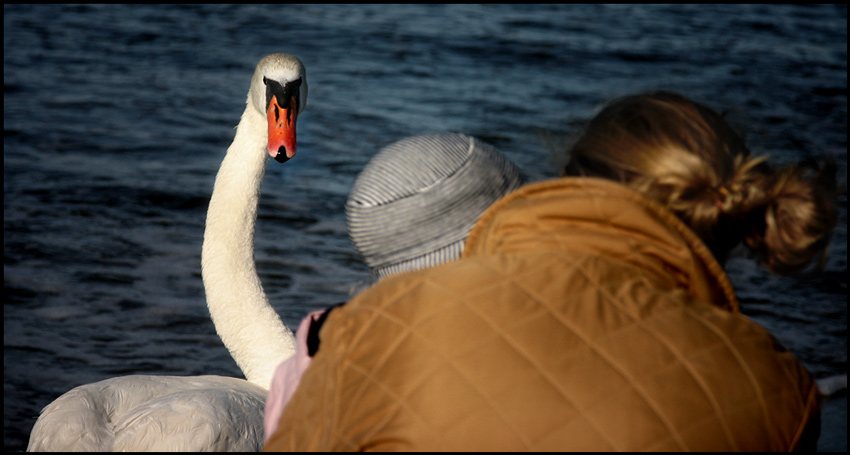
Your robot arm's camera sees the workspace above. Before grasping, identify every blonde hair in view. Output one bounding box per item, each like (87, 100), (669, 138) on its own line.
(563, 91), (838, 275)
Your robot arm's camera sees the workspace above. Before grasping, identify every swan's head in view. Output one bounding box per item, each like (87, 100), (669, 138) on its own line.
(250, 54), (308, 163)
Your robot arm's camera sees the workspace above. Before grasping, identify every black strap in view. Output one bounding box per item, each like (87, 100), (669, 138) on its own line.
(306, 302), (344, 357)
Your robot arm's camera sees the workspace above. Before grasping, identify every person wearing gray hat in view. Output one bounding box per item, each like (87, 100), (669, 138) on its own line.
(263, 133), (524, 442)
(346, 133), (524, 279)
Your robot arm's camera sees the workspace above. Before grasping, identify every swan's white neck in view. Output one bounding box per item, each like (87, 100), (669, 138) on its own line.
(201, 103), (295, 389)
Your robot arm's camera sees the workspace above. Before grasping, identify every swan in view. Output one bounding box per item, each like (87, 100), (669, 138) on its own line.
(27, 53), (306, 452)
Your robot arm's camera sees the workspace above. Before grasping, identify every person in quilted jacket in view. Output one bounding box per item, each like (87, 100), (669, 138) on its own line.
(262, 133), (524, 442)
(265, 92), (837, 451)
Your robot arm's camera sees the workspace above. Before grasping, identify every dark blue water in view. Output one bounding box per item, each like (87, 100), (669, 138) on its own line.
(4, 4), (846, 451)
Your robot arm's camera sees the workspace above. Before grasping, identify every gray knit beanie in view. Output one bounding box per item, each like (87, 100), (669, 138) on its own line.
(346, 133), (523, 279)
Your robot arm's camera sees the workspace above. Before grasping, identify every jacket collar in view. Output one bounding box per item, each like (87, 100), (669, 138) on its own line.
(464, 178), (739, 312)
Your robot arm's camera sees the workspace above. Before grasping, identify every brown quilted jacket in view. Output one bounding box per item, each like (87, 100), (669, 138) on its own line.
(265, 178), (820, 451)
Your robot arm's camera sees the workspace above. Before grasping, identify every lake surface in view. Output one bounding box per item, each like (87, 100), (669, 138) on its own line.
(4, 4), (846, 451)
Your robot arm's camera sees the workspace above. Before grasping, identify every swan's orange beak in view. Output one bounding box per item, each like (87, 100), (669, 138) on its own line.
(267, 94), (298, 163)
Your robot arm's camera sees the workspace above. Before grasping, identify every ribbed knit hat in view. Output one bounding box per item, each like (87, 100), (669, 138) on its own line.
(346, 133), (523, 278)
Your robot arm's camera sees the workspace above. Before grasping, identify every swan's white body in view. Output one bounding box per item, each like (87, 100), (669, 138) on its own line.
(27, 54), (306, 452)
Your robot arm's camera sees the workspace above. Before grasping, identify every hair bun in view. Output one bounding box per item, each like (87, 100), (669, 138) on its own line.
(751, 160), (839, 275)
